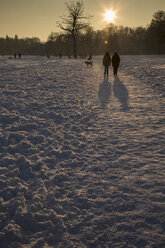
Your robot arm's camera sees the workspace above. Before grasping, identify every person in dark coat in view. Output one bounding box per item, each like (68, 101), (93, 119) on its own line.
(103, 52), (111, 76)
(112, 52), (120, 76)
(88, 54), (92, 60)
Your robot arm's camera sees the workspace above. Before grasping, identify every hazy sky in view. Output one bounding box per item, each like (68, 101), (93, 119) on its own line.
(0, 0), (165, 41)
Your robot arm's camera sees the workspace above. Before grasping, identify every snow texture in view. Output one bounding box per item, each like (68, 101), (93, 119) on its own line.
(0, 55), (165, 247)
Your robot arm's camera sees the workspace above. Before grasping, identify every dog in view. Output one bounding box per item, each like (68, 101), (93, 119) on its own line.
(84, 60), (93, 67)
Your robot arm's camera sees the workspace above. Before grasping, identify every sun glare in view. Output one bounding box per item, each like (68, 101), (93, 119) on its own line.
(105, 10), (115, 23)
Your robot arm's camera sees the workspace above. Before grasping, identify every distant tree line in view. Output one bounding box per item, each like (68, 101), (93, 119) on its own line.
(0, 35), (45, 56)
(0, 10), (165, 56)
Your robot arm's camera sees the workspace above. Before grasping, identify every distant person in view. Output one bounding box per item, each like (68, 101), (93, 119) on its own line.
(112, 52), (120, 76)
(88, 54), (92, 60)
(59, 53), (62, 59)
(14, 53), (16, 59)
(19, 53), (21, 59)
(103, 52), (111, 76)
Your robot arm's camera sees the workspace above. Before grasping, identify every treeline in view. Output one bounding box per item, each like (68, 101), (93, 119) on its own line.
(0, 35), (45, 56)
(0, 10), (165, 56)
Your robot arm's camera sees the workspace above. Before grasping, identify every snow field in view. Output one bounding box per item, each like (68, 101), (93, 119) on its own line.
(0, 55), (165, 247)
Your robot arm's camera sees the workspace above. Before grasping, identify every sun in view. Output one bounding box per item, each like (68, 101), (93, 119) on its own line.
(105, 10), (115, 23)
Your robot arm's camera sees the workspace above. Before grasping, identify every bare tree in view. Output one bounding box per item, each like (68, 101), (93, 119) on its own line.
(57, 1), (90, 58)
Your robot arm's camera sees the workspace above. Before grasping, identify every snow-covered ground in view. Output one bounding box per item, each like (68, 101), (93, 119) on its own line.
(0, 55), (165, 248)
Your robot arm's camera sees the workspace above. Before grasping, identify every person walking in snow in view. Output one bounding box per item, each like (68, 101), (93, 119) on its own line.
(88, 54), (92, 60)
(112, 52), (120, 76)
(103, 52), (111, 76)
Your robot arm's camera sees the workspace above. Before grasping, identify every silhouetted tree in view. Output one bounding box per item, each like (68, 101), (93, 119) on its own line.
(57, 0), (90, 58)
(148, 10), (165, 53)
(0, 10), (164, 56)
(78, 26), (95, 56)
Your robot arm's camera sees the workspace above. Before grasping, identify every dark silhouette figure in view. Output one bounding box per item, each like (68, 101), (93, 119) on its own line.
(14, 53), (16, 59)
(19, 53), (21, 59)
(103, 52), (111, 76)
(112, 52), (120, 76)
(85, 54), (93, 66)
(88, 54), (92, 60)
(113, 77), (129, 111)
(59, 53), (62, 59)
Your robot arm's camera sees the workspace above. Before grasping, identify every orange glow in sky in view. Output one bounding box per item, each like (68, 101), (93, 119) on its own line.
(0, 0), (165, 41)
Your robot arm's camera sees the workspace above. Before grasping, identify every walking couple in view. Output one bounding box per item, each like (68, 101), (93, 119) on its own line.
(103, 51), (120, 77)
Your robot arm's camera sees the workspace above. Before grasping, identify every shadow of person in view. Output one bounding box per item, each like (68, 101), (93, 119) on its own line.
(113, 76), (129, 111)
(98, 77), (111, 108)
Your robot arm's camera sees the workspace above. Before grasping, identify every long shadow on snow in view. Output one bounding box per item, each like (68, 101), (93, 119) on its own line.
(98, 77), (111, 108)
(113, 76), (129, 111)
